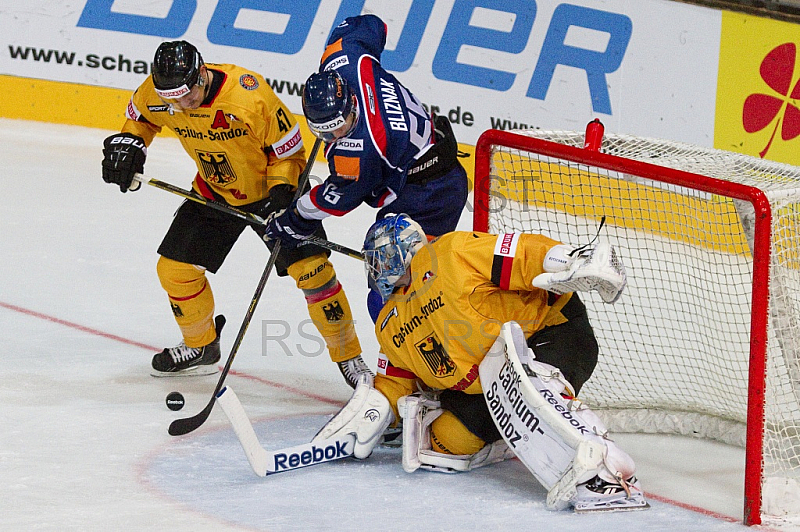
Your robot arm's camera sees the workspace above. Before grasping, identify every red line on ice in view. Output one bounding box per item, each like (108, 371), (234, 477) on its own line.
(0, 300), (342, 406)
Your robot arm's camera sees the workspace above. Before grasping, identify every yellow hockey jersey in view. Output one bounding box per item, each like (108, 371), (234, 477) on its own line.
(121, 63), (305, 206)
(374, 231), (574, 412)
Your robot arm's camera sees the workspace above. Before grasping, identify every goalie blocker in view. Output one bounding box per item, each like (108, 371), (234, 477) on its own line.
(480, 321), (649, 513)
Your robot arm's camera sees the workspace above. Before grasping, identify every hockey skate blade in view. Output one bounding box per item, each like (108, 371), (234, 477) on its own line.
(150, 365), (220, 378)
(573, 498), (650, 514)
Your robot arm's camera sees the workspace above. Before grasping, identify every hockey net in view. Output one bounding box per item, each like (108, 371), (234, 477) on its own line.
(473, 123), (800, 526)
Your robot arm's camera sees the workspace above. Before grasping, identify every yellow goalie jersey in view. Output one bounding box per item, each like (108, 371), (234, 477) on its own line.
(121, 63), (306, 206)
(374, 231), (574, 411)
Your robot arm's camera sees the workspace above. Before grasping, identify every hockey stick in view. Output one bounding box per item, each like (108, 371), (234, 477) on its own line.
(216, 386), (355, 476)
(299, 235), (364, 262)
(168, 138), (323, 437)
(133, 173), (364, 262)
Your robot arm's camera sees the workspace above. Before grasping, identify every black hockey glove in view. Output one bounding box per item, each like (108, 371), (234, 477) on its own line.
(102, 132), (147, 193)
(264, 206), (321, 246)
(262, 183), (296, 216)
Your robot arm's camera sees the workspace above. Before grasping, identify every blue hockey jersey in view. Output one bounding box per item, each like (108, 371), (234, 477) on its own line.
(297, 14), (435, 220)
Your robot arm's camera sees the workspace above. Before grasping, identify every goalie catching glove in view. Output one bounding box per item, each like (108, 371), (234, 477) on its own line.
(101, 132), (146, 193)
(533, 242), (626, 304)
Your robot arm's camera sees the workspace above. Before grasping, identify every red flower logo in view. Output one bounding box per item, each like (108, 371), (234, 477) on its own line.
(743, 42), (800, 157)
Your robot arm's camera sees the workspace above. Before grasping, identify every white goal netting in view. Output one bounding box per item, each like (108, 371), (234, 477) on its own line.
(475, 128), (800, 525)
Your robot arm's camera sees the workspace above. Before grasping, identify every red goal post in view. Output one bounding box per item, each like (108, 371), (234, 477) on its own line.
(471, 121), (800, 527)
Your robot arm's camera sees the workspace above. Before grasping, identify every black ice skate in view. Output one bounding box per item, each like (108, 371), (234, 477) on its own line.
(150, 315), (226, 377)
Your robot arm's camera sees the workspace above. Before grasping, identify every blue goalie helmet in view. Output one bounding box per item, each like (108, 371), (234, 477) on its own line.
(302, 70), (357, 142)
(363, 214), (427, 301)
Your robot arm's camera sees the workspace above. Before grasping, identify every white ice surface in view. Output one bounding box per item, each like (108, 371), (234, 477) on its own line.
(0, 118), (781, 530)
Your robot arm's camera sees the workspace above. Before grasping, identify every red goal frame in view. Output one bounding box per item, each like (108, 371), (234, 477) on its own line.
(472, 123), (772, 526)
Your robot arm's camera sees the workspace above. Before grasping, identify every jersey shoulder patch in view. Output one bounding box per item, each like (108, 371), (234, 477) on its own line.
(491, 233), (521, 290)
(125, 97), (142, 121)
(238, 73), (259, 90)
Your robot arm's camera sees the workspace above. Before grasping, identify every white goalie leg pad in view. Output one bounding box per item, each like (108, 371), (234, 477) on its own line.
(517, 348), (636, 487)
(532, 241), (626, 304)
(398, 393), (445, 472)
(398, 393), (514, 474)
(312, 374), (394, 459)
(479, 321), (645, 511)
(418, 440), (514, 474)
(571, 406), (635, 483)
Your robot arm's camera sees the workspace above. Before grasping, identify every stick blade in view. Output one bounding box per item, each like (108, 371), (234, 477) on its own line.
(264, 434), (356, 475)
(168, 401), (214, 436)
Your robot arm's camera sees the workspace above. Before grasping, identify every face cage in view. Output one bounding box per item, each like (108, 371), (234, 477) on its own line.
(364, 242), (407, 301)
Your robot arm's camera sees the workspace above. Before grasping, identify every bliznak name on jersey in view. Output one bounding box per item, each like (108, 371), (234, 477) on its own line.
(379, 78), (407, 131)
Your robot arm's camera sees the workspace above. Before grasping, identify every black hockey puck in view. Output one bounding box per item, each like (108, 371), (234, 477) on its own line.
(166, 391), (185, 411)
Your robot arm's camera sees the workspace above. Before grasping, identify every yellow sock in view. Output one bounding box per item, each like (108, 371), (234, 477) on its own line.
(156, 256), (215, 348)
(287, 254), (362, 363)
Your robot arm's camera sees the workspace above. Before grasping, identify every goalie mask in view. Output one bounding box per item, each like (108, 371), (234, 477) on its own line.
(363, 214), (426, 300)
(302, 70), (358, 143)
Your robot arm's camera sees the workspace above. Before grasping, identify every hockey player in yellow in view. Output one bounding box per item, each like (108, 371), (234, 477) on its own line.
(312, 214), (648, 513)
(368, 220), (598, 452)
(101, 41), (368, 386)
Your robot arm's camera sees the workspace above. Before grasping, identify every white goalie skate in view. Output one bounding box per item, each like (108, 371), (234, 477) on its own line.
(573, 474), (649, 513)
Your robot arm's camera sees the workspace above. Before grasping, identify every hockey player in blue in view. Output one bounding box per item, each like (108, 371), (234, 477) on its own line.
(263, 14), (469, 431)
(265, 14), (468, 247)
(265, 15), (470, 384)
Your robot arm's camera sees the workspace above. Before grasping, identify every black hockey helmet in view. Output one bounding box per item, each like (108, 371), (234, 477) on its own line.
(302, 70), (357, 142)
(152, 41), (204, 99)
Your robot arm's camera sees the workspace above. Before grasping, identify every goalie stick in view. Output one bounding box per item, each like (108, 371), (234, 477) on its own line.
(132, 172), (364, 262)
(168, 138), (322, 437)
(216, 386), (355, 476)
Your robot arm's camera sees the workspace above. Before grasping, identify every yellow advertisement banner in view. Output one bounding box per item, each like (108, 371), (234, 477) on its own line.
(716, 11), (800, 165)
